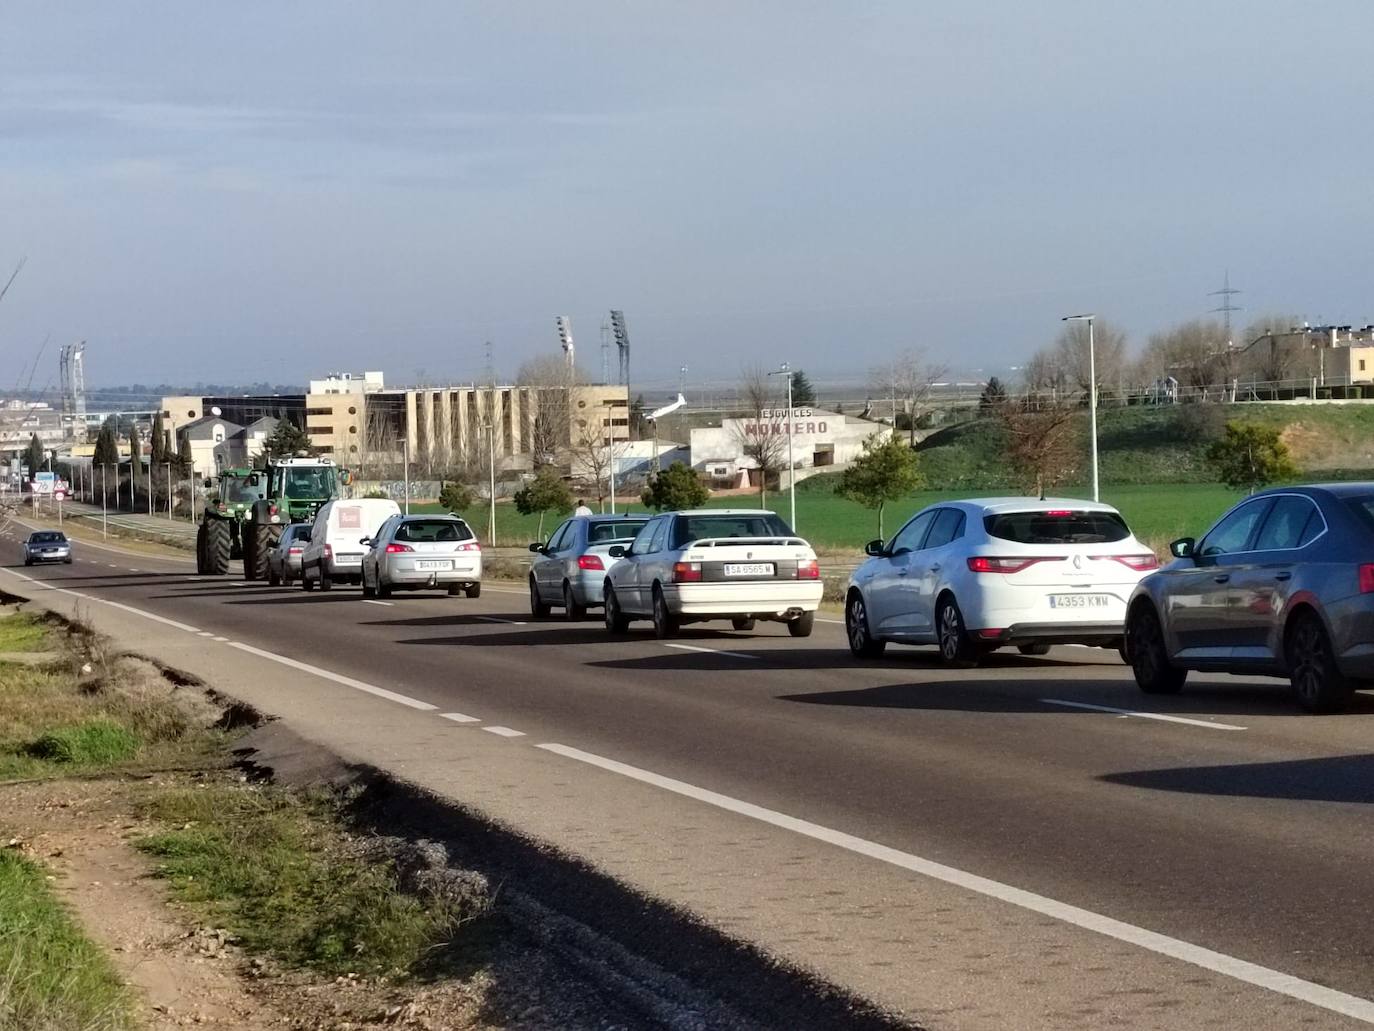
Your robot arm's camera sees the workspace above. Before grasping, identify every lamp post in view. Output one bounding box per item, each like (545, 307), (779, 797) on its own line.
(1062, 314), (1099, 502)
(101, 463), (109, 539)
(400, 438), (411, 515)
(484, 421), (497, 546)
(165, 461), (173, 519)
(768, 362), (797, 531)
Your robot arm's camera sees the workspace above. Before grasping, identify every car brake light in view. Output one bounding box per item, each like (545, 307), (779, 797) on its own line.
(977, 629), (1007, 640)
(1360, 564), (1374, 594)
(578, 554), (605, 571)
(967, 556), (1049, 574)
(287, 546), (303, 555)
(796, 558), (820, 579)
(323, 544), (333, 559)
(673, 561), (702, 582)
(456, 541), (481, 552)
(1111, 554), (1160, 571)
(385, 543), (413, 553)
(1043, 510), (1074, 517)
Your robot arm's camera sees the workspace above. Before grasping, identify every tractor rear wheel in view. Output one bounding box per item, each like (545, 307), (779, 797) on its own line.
(202, 519), (232, 576)
(242, 522), (278, 581)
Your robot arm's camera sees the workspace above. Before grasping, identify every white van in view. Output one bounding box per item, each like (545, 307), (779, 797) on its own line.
(299, 498), (401, 591)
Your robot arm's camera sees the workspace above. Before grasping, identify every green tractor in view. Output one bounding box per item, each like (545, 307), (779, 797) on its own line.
(195, 468), (266, 575)
(239, 456), (352, 580)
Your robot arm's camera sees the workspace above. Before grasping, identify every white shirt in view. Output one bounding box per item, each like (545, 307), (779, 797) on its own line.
(574, 505), (594, 517)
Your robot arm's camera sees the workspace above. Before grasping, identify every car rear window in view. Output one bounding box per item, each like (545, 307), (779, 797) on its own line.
(394, 518), (473, 543)
(984, 510), (1130, 545)
(587, 519), (647, 543)
(1342, 496), (1374, 535)
(674, 514), (793, 547)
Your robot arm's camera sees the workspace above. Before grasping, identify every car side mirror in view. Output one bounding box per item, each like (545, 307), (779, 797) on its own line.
(864, 539), (886, 557)
(528, 542), (543, 553)
(359, 537), (372, 546)
(1170, 537), (1196, 559)
(608, 545), (626, 558)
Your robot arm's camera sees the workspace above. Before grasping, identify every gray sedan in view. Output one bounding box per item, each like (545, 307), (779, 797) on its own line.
(1126, 483), (1374, 712)
(528, 514), (648, 618)
(362, 514), (482, 598)
(267, 523), (311, 586)
(23, 530), (72, 565)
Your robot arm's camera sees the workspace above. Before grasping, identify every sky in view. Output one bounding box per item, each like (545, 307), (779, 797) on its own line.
(2, 2), (1372, 396)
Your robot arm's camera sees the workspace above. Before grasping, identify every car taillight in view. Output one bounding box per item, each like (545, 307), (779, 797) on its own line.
(268, 504), (278, 516)
(456, 541), (481, 552)
(578, 554), (605, 571)
(287, 546), (303, 555)
(323, 544), (333, 559)
(1043, 510), (1075, 517)
(1111, 554), (1160, 571)
(1360, 564), (1374, 594)
(385, 543), (413, 553)
(967, 556), (1049, 574)
(673, 561), (702, 582)
(796, 558), (820, 579)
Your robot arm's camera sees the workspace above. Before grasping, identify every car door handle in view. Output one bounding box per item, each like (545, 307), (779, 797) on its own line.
(1213, 574), (1230, 584)
(929, 564), (941, 573)
(897, 568), (910, 576)
(1274, 571), (1292, 582)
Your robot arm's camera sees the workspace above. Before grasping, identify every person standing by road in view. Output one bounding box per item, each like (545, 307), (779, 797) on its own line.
(573, 499), (594, 517)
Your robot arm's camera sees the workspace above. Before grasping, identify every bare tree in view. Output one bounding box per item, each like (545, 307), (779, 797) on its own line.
(1050, 318), (1128, 397)
(732, 365), (789, 504)
(869, 348), (947, 444)
(569, 420), (628, 511)
(998, 394), (1082, 497)
(1238, 313), (1315, 385)
(517, 355), (581, 467)
(1139, 319), (1229, 396)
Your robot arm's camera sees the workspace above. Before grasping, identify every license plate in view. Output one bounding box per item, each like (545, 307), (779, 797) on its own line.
(1048, 593), (1111, 609)
(415, 560), (451, 571)
(724, 562), (774, 577)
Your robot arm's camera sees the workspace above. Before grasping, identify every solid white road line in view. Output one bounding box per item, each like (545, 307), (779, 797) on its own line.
(1040, 698), (1247, 731)
(231, 582), (250, 587)
(816, 616), (845, 625)
(538, 742), (1374, 1024)
(476, 615), (528, 625)
(440, 712), (481, 724)
(362, 599), (394, 607)
(663, 642), (759, 660)
(482, 725), (525, 737)
(224, 640), (438, 711)
(1, 567), (202, 633)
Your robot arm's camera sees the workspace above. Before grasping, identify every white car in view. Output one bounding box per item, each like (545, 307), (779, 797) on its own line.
(844, 498), (1158, 664)
(299, 497), (402, 591)
(602, 509), (823, 638)
(362, 514), (482, 598)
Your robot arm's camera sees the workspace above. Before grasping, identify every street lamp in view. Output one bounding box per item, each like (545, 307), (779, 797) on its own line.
(768, 362), (797, 531)
(1062, 314), (1099, 502)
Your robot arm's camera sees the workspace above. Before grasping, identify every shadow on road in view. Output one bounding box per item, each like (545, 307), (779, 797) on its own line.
(1103, 753), (1374, 803)
(586, 646), (1092, 674)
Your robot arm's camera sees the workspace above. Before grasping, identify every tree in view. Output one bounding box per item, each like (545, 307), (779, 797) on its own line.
(641, 461), (709, 511)
(517, 355), (580, 464)
(258, 420), (315, 461)
(1207, 421), (1298, 494)
(790, 369), (817, 407)
(439, 480), (474, 512)
(176, 434), (194, 477)
(733, 364), (789, 504)
(629, 394), (647, 439)
(24, 433), (44, 479)
(150, 413), (167, 464)
(869, 348), (946, 445)
(836, 431), (923, 539)
(513, 465), (573, 539)
(1137, 318), (1229, 396)
(979, 377), (1007, 412)
(998, 396), (1082, 497)
(570, 422), (623, 511)
(93, 423), (119, 467)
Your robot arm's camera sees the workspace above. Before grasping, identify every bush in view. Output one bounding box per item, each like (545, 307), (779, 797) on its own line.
(27, 719), (140, 765)
(1317, 387), (1332, 400)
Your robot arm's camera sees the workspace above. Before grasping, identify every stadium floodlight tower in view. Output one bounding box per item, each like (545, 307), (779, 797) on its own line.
(609, 310), (631, 386)
(555, 315), (575, 368)
(71, 342), (87, 438)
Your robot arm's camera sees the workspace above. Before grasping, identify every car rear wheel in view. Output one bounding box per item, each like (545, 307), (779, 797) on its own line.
(652, 586), (679, 639)
(529, 577), (550, 618)
(1126, 604), (1186, 694)
(269, 566), (281, 587)
(731, 617), (756, 632)
(563, 582), (587, 621)
(936, 596), (982, 668)
(301, 566), (316, 591)
(846, 593), (886, 658)
(604, 587), (629, 634)
(788, 611), (815, 638)
(362, 571), (376, 598)
(465, 583), (481, 599)
(1018, 643), (1050, 656)
(1287, 611), (1353, 714)
(317, 566), (333, 592)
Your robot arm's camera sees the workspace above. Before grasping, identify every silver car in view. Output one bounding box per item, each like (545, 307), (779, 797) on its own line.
(267, 523), (311, 586)
(361, 514), (482, 599)
(23, 530), (72, 565)
(1127, 483), (1374, 713)
(527, 514), (648, 618)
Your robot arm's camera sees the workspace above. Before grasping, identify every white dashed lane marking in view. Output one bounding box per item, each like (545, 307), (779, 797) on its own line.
(440, 712), (481, 724)
(663, 642), (759, 660)
(481, 726), (525, 738)
(362, 599), (394, 607)
(1040, 698), (1247, 731)
(476, 615), (527, 625)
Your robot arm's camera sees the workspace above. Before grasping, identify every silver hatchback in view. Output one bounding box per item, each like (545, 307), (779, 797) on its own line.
(361, 514), (482, 599)
(528, 514), (648, 618)
(267, 523), (311, 586)
(1127, 484), (1374, 713)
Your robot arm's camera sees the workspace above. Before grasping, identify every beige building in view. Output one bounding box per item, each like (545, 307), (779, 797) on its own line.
(1329, 344), (1374, 385)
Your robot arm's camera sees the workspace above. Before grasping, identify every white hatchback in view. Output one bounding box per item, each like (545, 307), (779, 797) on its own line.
(844, 498), (1158, 664)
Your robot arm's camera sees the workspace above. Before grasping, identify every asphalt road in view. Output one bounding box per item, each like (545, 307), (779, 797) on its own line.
(7, 525), (1374, 1028)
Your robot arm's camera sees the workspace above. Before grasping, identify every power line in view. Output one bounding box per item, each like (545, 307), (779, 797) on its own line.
(1209, 269), (1242, 344)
